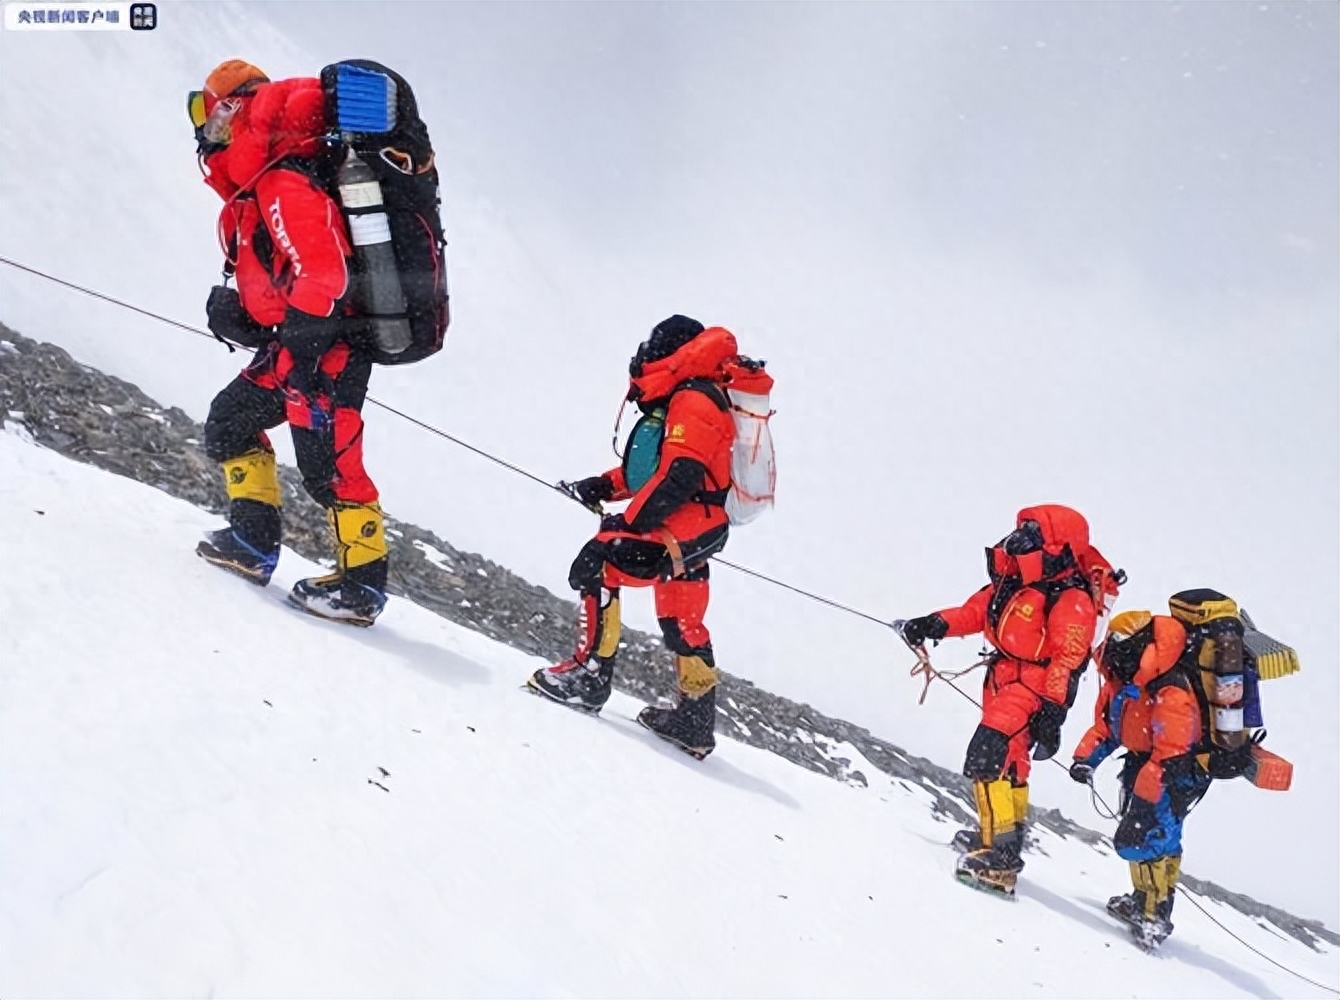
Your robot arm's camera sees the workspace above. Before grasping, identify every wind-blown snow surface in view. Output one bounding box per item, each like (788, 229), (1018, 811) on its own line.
(2, 2), (1336, 924)
(2, 431), (1336, 997)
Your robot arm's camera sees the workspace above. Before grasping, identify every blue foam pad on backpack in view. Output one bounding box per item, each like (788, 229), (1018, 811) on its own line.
(334, 64), (397, 134)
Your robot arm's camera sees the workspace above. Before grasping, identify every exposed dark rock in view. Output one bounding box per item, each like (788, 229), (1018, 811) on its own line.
(1, 323), (1333, 950)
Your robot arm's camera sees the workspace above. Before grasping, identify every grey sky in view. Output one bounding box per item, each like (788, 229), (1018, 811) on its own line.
(272, 1), (1337, 312)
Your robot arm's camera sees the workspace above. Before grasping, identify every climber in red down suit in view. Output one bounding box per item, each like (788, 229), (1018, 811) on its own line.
(188, 59), (388, 626)
(898, 505), (1121, 895)
(527, 316), (742, 759)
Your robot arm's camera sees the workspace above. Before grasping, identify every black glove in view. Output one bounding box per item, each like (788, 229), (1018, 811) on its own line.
(1068, 760), (1094, 785)
(275, 309), (341, 433)
(206, 285), (269, 350)
(1113, 796), (1160, 853)
(600, 512), (631, 534)
(1029, 699), (1068, 761)
(565, 476), (615, 507)
(900, 614), (949, 648)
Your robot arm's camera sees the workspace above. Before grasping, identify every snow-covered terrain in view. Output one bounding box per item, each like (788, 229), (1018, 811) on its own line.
(1, 428), (1335, 997)
(1, 0), (1335, 931)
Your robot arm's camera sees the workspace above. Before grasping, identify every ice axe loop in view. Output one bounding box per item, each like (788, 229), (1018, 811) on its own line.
(889, 620), (988, 708)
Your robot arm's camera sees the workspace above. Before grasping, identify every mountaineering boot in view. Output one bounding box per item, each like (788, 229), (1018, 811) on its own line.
(637, 685), (718, 760)
(1126, 856), (1179, 951)
(955, 777), (1025, 897)
(1106, 890), (1147, 928)
(953, 784), (1027, 855)
(289, 503), (388, 626)
(951, 828), (982, 854)
(527, 590), (621, 713)
(199, 452), (283, 584)
(637, 652), (718, 759)
(955, 838), (1024, 898)
(527, 657), (615, 713)
(196, 525), (279, 585)
(288, 572), (387, 627)
(1132, 907), (1174, 952)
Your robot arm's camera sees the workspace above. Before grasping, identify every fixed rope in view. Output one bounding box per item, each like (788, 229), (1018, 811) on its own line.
(1178, 890), (1339, 995)
(3, 255), (1334, 987)
(0, 255), (888, 622)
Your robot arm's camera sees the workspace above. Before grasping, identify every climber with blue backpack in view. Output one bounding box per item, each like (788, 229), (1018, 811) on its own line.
(190, 58), (447, 627)
(527, 315), (775, 759)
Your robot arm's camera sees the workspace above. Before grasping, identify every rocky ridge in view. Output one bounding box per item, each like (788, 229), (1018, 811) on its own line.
(1, 324), (1333, 949)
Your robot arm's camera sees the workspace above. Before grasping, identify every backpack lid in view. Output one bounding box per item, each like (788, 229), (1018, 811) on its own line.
(1169, 589), (1240, 626)
(722, 356), (773, 396)
(329, 63), (397, 134)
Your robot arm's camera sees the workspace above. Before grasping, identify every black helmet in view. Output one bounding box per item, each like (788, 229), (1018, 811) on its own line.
(1103, 616), (1156, 685)
(629, 315), (705, 377)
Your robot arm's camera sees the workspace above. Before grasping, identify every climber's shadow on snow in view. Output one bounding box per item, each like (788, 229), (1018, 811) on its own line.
(1022, 883), (1130, 940)
(279, 598), (491, 687)
(1159, 937), (1278, 999)
(1066, 893), (1279, 1000)
(603, 713), (801, 810)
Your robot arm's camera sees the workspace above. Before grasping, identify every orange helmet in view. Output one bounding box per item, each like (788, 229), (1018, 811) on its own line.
(188, 60), (268, 149)
(203, 59), (268, 113)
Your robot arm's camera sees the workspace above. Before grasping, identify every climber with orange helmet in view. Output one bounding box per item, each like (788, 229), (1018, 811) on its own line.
(527, 316), (740, 759)
(896, 505), (1122, 896)
(189, 59), (389, 626)
(1070, 610), (1210, 950)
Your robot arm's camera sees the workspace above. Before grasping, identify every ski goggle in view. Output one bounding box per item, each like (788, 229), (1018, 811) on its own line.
(188, 92), (244, 145)
(187, 90), (208, 129)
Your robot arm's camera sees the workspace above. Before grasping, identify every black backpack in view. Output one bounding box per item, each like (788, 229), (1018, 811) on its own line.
(319, 60), (449, 365)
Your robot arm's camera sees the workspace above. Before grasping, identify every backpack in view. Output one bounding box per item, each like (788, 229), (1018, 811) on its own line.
(720, 357), (775, 526)
(319, 60), (449, 365)
(614, 357), (776, 526)
(621, 404), (666, 494)
(1168, 589), (1297, 790)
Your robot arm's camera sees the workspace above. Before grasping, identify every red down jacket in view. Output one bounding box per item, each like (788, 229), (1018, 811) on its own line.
(201, 78), (351, 326)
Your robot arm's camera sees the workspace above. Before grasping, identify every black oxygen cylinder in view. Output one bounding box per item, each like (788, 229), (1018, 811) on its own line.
(336, 148), (412, 355)
(1209, 627), (1248, 750)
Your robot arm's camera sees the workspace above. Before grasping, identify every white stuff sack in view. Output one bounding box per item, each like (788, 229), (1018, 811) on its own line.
(724, 389), (776, 526)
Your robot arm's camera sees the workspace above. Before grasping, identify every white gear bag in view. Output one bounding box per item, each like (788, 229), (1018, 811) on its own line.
(722, 359), (776, 526)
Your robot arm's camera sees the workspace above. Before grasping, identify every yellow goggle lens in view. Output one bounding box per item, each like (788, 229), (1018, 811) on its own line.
(187, 91), (208, 129)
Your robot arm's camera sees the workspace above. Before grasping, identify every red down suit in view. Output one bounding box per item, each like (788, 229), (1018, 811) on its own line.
(563, 326), (739, 696)
(936, 505), (1103, 784)
(199, 75), (386, 590)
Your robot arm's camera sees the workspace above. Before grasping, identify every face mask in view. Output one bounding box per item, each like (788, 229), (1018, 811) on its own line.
(1104, 623), (1154, 684)
(1003, 519), (1044, 557)
(201, 97), (244, 145)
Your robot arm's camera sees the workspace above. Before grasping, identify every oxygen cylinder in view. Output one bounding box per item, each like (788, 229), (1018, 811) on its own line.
(1207, 628), (1247, 750)
(336, 148), (412, 355)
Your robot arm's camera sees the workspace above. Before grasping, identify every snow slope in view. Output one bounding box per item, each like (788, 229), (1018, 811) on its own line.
(1, 430), (1335, 998)
(1, 2), (1335, 924)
